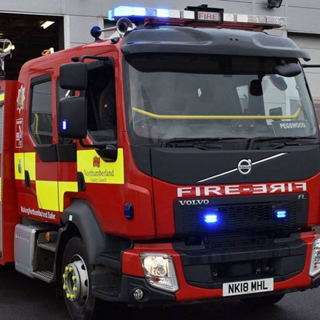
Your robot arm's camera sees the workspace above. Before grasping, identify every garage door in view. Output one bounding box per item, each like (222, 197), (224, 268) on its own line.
(290, 33), (320, 125)
(290, 33), (320, 100)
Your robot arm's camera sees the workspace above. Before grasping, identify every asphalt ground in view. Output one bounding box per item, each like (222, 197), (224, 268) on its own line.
(0, 263), (320, 320)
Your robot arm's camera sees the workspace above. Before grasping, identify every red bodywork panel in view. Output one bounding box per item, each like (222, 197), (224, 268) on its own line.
(0, 80), (20, 264)
(123, 232), (318, 302)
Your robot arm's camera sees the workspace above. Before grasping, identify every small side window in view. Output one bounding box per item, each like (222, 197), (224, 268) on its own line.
(30, 78), (52, 144)
(86, 60), (117, 142)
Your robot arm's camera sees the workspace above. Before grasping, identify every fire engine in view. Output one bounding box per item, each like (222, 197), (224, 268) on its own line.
(0, 4), (320, 320)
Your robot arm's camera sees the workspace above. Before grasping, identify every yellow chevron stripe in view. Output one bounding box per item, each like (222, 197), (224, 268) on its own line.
(58, 181), (78, 211)
(36, 180), (59, 212)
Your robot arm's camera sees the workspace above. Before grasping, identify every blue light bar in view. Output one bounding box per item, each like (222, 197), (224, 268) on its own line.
(114, 6), (147, 18)
(204, 214), (218, 224)
(108, 5), (181, 21)
(62, 120), (68, 131)
(275, 210), (287, 219)
(157, 9), (170, 18)
(108, 10), (113, 21)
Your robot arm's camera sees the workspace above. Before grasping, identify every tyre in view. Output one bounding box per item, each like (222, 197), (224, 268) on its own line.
(240, 293), (285, 306)
(62, 237), (98, 320)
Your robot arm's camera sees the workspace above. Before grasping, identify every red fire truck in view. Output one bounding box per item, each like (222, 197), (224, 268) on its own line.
(1, 4), (320, 320)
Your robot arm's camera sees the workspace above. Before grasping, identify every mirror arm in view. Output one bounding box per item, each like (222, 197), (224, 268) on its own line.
(302, 64), (320, 68)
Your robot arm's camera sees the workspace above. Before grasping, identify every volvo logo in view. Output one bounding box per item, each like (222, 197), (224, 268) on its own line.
(178, 199), (209, 206)
(238, 159), (252, 175)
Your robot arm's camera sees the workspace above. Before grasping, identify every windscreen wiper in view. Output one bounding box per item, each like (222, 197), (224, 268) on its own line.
(248, 137), (318, 150)
(161, 137), (247, 148)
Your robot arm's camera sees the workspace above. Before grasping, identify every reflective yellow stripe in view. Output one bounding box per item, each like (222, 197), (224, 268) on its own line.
(132, 107), (302, 120)
(35, 180), (59, 212)
(14, 153), (25, 180)
(25, 152), (36, 181)
(0, 92), (4, 103)
(77, 148), (124, 184)
(58, 181), (78, 212)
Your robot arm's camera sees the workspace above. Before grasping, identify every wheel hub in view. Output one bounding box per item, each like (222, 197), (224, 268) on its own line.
(62, 255), (89, 306)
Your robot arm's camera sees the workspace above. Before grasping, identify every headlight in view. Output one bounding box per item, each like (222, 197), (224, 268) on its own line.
(309, 238), (320, 277)
(140, 253), (179, 292)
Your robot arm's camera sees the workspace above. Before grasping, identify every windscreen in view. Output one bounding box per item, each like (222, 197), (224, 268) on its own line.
(124, 54), (318, 145)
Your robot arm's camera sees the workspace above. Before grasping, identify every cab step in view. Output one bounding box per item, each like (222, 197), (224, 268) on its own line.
(98, 252), (121, 270)
(93, 285), (121, 301)
(31, 270), (54, 283)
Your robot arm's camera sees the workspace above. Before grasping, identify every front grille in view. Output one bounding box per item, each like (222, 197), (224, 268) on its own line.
(174, 194), (308, 237)
(174, 237), (307, 289)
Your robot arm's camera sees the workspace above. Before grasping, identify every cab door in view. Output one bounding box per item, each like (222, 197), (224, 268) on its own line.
(17, 70), (60, 223)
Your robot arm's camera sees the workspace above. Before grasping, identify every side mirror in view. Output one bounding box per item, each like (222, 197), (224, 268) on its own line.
(60, 63), (88, 90)
(58, 97), (87, 139)
(274, 63), (302, 78)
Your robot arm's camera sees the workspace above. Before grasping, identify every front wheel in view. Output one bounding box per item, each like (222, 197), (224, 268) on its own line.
(62, 237), (98, 320)
(240, 293), (285, 306)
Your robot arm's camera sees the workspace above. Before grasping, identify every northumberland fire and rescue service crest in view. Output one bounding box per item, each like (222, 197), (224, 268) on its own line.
(17, 84), (25, 114)
(93, 156), (101, 168)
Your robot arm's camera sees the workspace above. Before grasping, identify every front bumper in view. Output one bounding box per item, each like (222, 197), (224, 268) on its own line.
(93, 231), (320, 306)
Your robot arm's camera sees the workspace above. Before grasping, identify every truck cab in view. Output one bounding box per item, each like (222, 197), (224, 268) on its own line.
(1, 4), (320, 320)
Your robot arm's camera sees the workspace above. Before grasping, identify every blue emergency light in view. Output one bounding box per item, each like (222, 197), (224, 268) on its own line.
(106, 5), (286, 31)
(204, 214), (218, 224)
(62, 120), (68, 131)
(275, 210), (287, 219)
(156, 9), (170, 18)
(108, 5), (222, 22)
(114, 6), (147, 17)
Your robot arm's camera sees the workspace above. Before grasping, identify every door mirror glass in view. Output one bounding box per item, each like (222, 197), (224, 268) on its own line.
(58, 97), (87, 139)
(60, 63), (88, 90)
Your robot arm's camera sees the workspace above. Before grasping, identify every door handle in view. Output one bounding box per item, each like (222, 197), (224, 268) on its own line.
(25, 170), (31, 188)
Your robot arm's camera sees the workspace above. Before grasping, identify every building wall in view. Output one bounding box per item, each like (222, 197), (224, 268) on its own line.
(0, 0), (319, 45)
(0, 0), (319, 98)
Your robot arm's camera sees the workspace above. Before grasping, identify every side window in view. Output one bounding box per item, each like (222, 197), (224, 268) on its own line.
(86, 61), (116, 142)
(30, 78), (52, 144)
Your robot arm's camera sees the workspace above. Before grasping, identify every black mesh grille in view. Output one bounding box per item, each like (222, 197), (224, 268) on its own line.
(174, 194), (308, 237)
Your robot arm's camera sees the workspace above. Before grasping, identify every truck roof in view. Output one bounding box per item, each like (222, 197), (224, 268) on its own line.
(19, 25), (309, 76)
(122, 26), (310, 61)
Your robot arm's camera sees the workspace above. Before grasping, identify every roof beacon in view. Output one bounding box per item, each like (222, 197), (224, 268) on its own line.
(107, 4), (287, 30)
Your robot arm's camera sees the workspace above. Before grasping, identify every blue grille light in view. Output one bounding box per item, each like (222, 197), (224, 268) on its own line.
(157, 9), (170, 18)
(276, 210), (287, 219)
(204, 214), (218, 224)
(114, 6), (147, 17)
(124, 203), (134, 220)
(62, 120), (68, 131)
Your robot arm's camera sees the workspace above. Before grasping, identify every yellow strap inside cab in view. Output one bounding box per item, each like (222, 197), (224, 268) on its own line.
(132, 107), (302, 120)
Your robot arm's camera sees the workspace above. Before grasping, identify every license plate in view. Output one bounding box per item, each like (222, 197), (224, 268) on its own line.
(223, 278), (274, 297)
